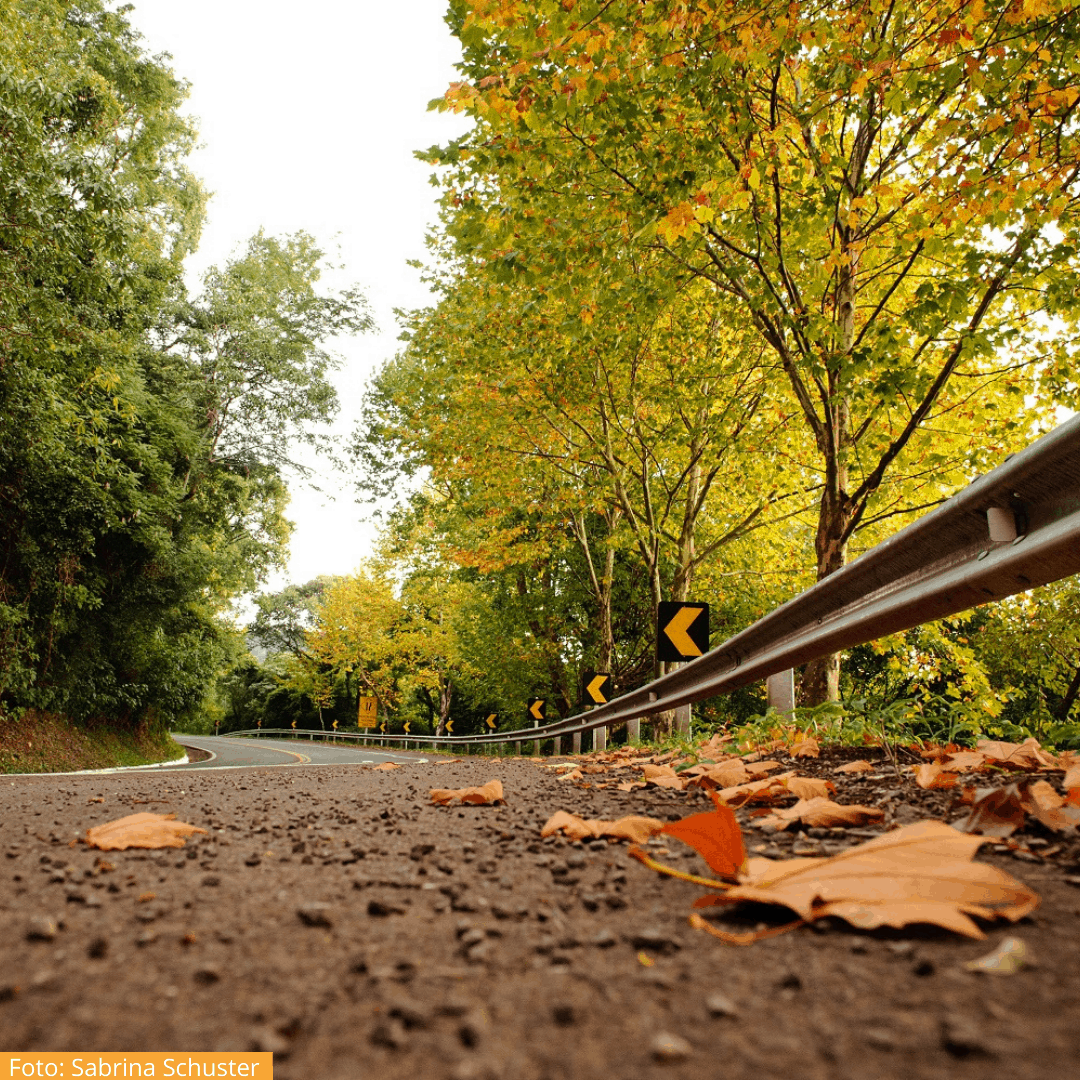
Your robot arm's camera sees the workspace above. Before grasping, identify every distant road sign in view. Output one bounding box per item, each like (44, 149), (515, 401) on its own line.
(528, 698), (546, 722)
(332, 720), (339, 731)
(358, 696), (378, 727)
(485, 713), (498, 730)
(403, 720), (411, 734)
(657, 602), (710, 662)
(582, 672), (611, 705)
(290, 720), (297, 729)
(446, 719), (454, 733)
(379, 720), (387, 734)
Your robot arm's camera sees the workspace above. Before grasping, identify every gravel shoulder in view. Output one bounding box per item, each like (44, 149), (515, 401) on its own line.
(2, 754), (1080, 1080)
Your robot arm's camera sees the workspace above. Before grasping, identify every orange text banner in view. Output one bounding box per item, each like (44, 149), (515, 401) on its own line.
(1, 1054), (272, 1078)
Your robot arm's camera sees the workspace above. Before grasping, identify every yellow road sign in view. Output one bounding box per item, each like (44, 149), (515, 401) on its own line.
(256, 720), (261, 728)
(528, 698), (546, 722)
(291, 720), (297, 729)
(357, 696), (378, 727)
(583, 672), (611, 705)
(485, 713), (498, 730)
(403, 720), (411, 734)
(379, 720), (387, 734)
(446, 719), (454, 733)
(657, 602), (710, 662)
(332, 720), (339, 730)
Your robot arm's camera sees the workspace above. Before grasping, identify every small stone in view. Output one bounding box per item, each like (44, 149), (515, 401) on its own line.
(704, 992), (738, 1018)
(370, 1018), (409, 1050)
(194, 966), (221, 985)
(248, 1026), (289, 1054)
(26, 916), (58, 942)
(887, 941), (915, 957)
(459, 928), (486, 949)
(201, 875), (220, 887)
(368, 898), (407, 917)
(135, 931), (158, 947)
(29, 970), (60, 993)
(651, 1032), (693, 1063)
(244, 856), (261, 867)
(296, 903), (333, 928)
(87, 937), (108, 960)
(630, 927), (681, 953)
(1063, 875), (1080, 888)
(553, 1003), (576, 1026)
(865, 1028), (896, 1051)
(940, 1015), (987, 1058)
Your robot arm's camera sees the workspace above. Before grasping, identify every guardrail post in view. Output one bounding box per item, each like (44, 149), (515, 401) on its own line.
(572, 731), (581, 754)
(553, 735), (561, 756)
(767, 669), (796, 714)
(533, 720), (540, 757)
(626, 718), (640, 743)
(594, 724), (607, 752)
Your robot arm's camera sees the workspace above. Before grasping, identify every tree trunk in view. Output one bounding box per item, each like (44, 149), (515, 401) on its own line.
(435, 678), (453, 737)
(1056, 658), (1080, 722)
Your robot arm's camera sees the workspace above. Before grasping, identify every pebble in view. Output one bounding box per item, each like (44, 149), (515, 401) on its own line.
(296, 902), (333, 928)
(864, 1027), (896, 1051)
(651, 1032), (692, 1063)
(630, 927), (680, 952)
(248, 1026), (289, 1054)
(940, 1014), (986, 1058)
(367, 898), (407, 916)
(591, 929), (617, 948)
(26, 916), (58, 942)
(704, 992), (738, 1017)
(193, 966), (221, 985)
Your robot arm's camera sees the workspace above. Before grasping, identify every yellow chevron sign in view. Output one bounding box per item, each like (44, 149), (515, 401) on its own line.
(583, 672), (611, 705)
(446, 719), (454, 733)
(291, 720), (297, 729)
(657, 602), (710, 662)
(332, 720), (338, 730)
(403, 720), (411, 734)
(528, 698), (545, 722)
(485, 713), (498, 730)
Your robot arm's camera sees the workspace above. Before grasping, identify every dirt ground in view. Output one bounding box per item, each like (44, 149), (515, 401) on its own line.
(2, 749), (1080, 1080)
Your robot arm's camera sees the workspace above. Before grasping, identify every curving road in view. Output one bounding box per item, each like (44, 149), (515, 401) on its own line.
(169, 734), (424, 770)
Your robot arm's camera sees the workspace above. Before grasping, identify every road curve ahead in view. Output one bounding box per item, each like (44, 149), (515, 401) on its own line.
(170, 734), (424, 770)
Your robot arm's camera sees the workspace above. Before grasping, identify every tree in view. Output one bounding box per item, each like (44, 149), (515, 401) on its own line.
(429, 0), (1077, 701)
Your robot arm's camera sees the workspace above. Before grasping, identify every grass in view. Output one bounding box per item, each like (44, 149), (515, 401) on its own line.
(0, 709), (186, 774)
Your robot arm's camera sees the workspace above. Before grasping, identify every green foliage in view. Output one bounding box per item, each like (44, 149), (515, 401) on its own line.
(0, 2), (370, 738)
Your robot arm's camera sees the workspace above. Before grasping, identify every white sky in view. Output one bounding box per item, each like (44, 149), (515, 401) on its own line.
(128, 0), (470, 594)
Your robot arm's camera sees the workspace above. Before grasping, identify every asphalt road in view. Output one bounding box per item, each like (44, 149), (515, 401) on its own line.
(169, 734), (423, 769)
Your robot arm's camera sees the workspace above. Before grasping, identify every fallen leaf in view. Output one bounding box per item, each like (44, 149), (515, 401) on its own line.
(540, 810), (664, 844)
(372, 763), (401, 771)
(914, 762), (959, 790)
(758, 797), (885, 831)
(977, 737), (1058, 771)
(1063, 765), (1080, 807)
(558, 769), (583, 782)
(640, 763), (678, 779)
(784, 775), (836, 800)
(84, 813), (207, 851)
(1021, 780), (1080, 832)
(429, 779), (504, 807)
(835, 760), (875, 774)
(958, 780), (1080, 836)
(714, 772), (796, 806)
(660, 795), (746, 878)
(792, 736), (820, 758)
(963, 936), (1028, 975)
(941, 750), (989, 772)
(955, 785), (1026, 838)
(687, 820), (1039, 940)
(616, 781), (646, 792)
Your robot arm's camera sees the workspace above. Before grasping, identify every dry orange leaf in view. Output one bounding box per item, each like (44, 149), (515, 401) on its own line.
(540, 810), (664, 844)
(958, 780), (1080, 836)
(758, 797), (885, 831)
(429, 779), (505, 807)
(1021, 780), (1080, 832)
(714, 771), (796, 806)
(372, 763), (401, 771)
(835, 760), (875, 774)
(792, 736), (820, 758)
(784, 775), (836, 800)
(1063, 765), (1080, 807)
(914, 762), (959, 790)
(84, 812), (207, 851)
(691, 820), (1039, 940)
(976, 737), (1058, 771)
(660, 795), (747, 879)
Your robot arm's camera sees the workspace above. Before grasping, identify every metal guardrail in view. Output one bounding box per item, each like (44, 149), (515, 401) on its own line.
(230, 414), (1080, 751)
